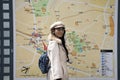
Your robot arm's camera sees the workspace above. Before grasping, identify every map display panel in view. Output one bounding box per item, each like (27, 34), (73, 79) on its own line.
(15, 0), (117, 80)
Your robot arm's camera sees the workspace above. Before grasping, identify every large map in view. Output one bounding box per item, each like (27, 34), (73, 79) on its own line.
(15, 0), (117, 79)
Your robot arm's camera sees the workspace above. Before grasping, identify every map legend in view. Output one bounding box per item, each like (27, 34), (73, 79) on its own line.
(100, 50), (113, 77)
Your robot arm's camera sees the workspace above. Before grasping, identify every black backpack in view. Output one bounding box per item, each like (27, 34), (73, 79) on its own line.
(38, 52), (50, 74)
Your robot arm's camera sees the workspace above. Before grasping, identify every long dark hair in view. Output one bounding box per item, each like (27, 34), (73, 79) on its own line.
(60, 31), (69, 62)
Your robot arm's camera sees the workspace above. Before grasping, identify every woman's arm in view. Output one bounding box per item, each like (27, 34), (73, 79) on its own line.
(48, 41), (63, 79)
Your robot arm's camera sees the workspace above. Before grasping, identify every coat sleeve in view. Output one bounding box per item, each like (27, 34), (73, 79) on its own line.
(48, 41), (63, 79)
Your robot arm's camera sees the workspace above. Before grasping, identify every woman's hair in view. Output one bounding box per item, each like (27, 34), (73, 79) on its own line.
(60, 31), (69, 62)
(51, 28), (69, 62)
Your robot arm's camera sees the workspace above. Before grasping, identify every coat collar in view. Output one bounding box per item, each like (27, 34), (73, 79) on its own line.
(48, 34), (62, 44)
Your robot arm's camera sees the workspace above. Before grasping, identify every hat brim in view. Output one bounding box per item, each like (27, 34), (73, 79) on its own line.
(54, 25), (65, 28)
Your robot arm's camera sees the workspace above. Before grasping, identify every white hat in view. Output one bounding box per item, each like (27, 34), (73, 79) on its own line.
(50, 21), (65, 29)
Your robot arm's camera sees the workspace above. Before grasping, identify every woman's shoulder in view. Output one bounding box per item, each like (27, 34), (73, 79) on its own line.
(48, 40), (58, 50)
(49, 40), (58, 45)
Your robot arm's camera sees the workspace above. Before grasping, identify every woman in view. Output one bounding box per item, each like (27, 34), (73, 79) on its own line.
(47, 21), (69, 80)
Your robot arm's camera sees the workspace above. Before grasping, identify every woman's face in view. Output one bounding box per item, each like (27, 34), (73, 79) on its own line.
(54, 27), (65, 38)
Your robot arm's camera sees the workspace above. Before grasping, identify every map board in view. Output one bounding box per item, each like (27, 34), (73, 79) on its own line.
(14, 0), (118, 80)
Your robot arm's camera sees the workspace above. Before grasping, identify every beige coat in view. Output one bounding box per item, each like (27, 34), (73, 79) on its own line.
(47, 34), (69, 80)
